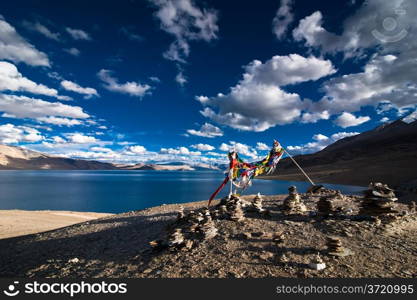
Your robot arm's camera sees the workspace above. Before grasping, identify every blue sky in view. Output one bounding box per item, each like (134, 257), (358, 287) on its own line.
(0, 0), (416, 165)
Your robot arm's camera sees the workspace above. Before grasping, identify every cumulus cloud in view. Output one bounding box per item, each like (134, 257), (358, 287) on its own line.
(287, 131), (359, 154)
(272, 0), (294, 39)
(66, 133), (98, 144)
(63, 47), (80, 56)
(60, 80), (99, 98)
(22, 21), (60, 41)
(219, 141), (258, 159)
(0, 16), (50, 66)
(256, 142), (270, 151)
(0, 93), (90, 121)
(65, 27), (91, 40)
(0, 123), (44, 144)
(334, 112), (371, 128)
(97, 69), (151, 97)
(301, 110), (330, 123)
(149, 0), (218, 63)
(148, 0), (218, 85)
(36, 116), (83, 126)
(197, 54), (336, 131)
(126, 145), (147, 154)
(0, 61), (70, 99)
(293, 0), (417, 118)
(186, 123), (223, 138)
(160, 146), (201, 156)
(191, 143), (215, 151)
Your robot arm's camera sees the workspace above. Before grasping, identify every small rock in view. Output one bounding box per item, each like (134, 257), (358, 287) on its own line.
(68, 258), (79, 264)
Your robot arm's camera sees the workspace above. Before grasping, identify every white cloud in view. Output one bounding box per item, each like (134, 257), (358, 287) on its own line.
(197, 54), (336, 132)
(149, 76), (161, 82)
(293, 1), (417, 118)
(191, 143), (215, 151)
(36, 116), (83, 126)
(256, 142), (270, 151)
(66, 133), (98, 144)
(287, 131), (359, 154)
(312, 134), (329, 141)
(380, 117), (390, 123)
(334, 112), (370, 128)
(272, 0), (294, 39)
(160, 146), (201, 156)
(126, 145), (147, 154)
(219, 141), (258, 159)
(52, 136), (66, 143)
(301, 110), (330, 123)
(0, 61), (70, 100)
(0, 93), (90, 121)
(149, 0), (219, 63)
(403, 110), (417, 123)
(0, 123), (44, 144)
(175, 71), (187, 86)
(0, 16), (50, 66)
(65, 27), (91, 40)
(60, 80), (98, 98)
(22, 21), (60, 41)
(186, 123), (223, 138)
(63, 47), (80, 56)
(97, 69), (151, 97)
(243, 54), (336, 87)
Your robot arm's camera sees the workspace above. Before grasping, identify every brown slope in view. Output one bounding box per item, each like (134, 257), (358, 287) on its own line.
(268, 120), (417, 187)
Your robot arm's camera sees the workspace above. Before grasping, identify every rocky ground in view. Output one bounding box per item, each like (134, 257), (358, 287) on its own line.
(0, 188), (416, 278)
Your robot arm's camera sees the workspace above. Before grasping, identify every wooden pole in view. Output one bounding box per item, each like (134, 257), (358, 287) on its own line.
(283, 148), (316, 186)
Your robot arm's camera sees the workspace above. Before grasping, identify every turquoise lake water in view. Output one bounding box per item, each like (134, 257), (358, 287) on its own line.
(0, 170), (364, 213)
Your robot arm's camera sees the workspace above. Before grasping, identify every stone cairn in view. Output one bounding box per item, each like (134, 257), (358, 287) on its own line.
(317, 196), (335, 216)
(150, 206), (220, 252)
(282, 186), (307, 214)
(200, 208), (218, 240)
(359, 182), (398, 216)
(317, 191), (345, 216)
(326, 236), (353, 257)
(250, 193), (270, 216)
(229, 198), (245, 222)
(252, 193), (264, 213)
(168, 228), (185, 250)
(214, 194), (246, 222)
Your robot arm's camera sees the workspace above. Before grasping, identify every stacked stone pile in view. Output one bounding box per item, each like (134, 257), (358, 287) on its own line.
(282, 186), (307, 214)
(359, 182), (398, 216)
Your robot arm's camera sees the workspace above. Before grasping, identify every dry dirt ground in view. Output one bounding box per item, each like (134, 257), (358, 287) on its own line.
(0, 210), (112, 239)
(0, 192), (416, 278)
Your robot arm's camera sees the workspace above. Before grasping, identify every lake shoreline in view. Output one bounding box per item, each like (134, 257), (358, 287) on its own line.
(0, 210), (113, 239)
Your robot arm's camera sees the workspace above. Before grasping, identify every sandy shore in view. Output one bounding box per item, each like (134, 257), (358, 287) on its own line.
(0, 210), (113, 239)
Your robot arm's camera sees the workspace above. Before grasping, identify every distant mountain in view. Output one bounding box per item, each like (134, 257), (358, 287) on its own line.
(117, 162), (220, 171)
(268, 119), (417, 187)
(0, 144), (220, 171)
(0, 144), (116, 170)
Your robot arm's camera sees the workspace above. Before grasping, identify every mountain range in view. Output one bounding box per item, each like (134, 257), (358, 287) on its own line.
(0, 144), (219, 171)
(268, 119), (417, 187)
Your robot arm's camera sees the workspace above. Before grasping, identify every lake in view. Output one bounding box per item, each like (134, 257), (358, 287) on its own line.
(0, 170), (364, 213)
